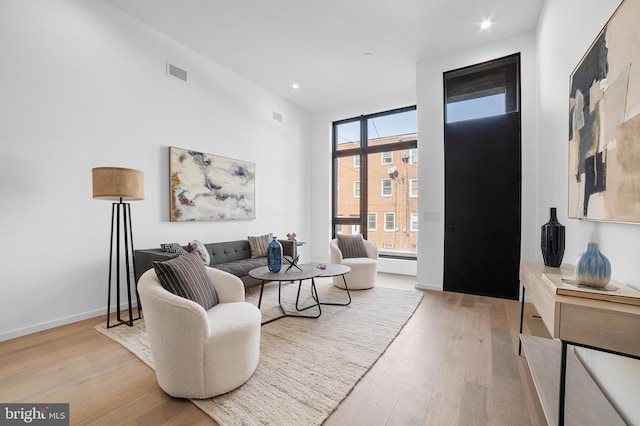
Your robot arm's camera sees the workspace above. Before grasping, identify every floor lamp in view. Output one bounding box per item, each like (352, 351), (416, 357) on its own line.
(92, 167), (144, 328)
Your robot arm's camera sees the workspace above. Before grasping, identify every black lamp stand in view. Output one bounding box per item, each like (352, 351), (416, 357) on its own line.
(106, 198), (141, 328)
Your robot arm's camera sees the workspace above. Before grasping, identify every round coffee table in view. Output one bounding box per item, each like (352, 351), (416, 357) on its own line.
(317, 263), (352, 306)
(249, 264), (322, 325)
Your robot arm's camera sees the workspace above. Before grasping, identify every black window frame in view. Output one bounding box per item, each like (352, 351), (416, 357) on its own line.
(332, 105), (418, 260)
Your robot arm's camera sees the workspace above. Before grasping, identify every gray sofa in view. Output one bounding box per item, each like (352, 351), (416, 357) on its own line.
(134, 239), (297, 288)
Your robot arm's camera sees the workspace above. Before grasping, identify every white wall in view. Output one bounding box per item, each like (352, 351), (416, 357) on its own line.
(415, 31), (538, 291)
(0, 0), (310, 341)
(309, 92), (417, 275)
(537, 0), (640, 422)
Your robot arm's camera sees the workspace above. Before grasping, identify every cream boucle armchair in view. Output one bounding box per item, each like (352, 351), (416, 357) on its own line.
(330, 238), (378, 290)
(138, 267), (261, 399)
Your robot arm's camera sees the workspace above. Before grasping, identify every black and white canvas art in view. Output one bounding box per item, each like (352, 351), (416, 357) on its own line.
(169, 147), (255, 221)
(568, 0), (640, 223)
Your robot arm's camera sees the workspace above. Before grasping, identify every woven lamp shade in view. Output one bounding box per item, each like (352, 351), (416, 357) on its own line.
(92, 167), (144, 200)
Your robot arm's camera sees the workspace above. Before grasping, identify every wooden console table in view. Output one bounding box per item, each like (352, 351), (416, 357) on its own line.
(519, 261), (640, 426)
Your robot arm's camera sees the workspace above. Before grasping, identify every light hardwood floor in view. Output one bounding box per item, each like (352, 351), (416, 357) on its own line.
(0, 273), (549, 425)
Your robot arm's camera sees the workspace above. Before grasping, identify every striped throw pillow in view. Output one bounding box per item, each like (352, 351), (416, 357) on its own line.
(248, 234), (271, 258)
(336, 234), (368, 259)
(152, 252), (219, 309)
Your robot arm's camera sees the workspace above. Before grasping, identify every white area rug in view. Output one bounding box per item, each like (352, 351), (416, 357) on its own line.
(96, 279), (423, 425)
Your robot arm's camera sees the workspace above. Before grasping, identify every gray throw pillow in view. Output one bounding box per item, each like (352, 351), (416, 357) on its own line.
(187, 239), (210, 265)
(248, 233), (271, 258)
(336, 234), (368, 259)
(160, 242), (187, 255)
(152, 252), (219, 310)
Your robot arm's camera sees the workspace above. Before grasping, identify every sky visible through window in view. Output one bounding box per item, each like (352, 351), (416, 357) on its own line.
(446, 93), (506, 123)
(337, 109), (417, 145)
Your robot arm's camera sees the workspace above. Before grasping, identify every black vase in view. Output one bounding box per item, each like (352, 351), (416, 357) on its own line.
(541, 207), (565, 267)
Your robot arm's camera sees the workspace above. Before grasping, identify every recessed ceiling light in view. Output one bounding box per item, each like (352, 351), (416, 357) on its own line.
(292, 83), (300, 90)
(364, 52), (372, 58)
(480, 20), (492, 30)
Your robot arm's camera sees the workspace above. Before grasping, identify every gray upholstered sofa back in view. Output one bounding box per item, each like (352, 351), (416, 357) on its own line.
(134, 239), (296, 288)
(206, 240), (252, 264)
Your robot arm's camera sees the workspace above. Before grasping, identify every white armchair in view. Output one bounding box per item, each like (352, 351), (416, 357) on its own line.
(330, 237), (378, 289)
(138, 267), (261, 399)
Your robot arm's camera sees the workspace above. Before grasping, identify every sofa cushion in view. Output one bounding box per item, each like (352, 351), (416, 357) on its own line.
(212, 258), (267, 279)
(337, 233), (368, 259)
(247, 234), (271, 258)
(153, 252), (219, 309)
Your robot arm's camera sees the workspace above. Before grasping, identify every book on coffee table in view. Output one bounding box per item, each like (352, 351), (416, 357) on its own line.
(542, 273), (640, 306)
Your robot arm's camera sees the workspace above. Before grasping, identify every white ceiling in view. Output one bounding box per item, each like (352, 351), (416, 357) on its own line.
(104, 0), (545, 112)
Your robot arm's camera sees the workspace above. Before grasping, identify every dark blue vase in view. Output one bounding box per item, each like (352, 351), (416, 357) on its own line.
(267, 236), (282, 273)
(541, 207), (565, 267)
(575, 242), (611, 288)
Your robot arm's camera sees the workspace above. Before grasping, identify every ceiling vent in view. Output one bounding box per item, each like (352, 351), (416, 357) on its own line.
(167, 63), (187, 82)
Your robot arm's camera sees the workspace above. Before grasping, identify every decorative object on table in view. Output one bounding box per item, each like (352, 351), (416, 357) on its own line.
(542, 273), (640, 307)
(266, 236), (283, 273)
(169, 146), (255, 222)
(568, 0), (640, 223)
(540, 207), (565, 267)
(574, 242), (612, 288)
(92, 166), (144, 328)
(284, 254), (302, 273)
(286, 232), (297, 240)
(317, 263), (327, 270)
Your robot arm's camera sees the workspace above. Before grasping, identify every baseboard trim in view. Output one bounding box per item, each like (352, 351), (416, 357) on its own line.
(415, 282), (442, 291)
(0, 303), (137, 342)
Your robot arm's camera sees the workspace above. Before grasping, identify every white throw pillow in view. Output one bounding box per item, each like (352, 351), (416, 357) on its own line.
(187, 239), (210, 266)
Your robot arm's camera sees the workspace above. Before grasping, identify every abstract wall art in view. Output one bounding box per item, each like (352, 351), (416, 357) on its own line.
(568, 0), (640, 223)
(169, 147), (255, 221)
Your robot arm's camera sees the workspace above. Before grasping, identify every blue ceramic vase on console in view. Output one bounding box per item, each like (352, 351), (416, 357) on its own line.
(574, 242), (611, 288)
(540, 207), (565, 267)
(267, 236), (283, 273)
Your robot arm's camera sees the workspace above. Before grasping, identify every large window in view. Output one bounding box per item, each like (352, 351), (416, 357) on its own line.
(332, 106), (418, 259)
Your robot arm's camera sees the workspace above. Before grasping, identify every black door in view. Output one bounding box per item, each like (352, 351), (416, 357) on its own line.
(443, 54), (521, 300)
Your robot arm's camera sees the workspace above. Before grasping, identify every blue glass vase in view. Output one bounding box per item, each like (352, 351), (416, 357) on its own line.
(575, 242), (611, 288)
(267, 236), (283, 273)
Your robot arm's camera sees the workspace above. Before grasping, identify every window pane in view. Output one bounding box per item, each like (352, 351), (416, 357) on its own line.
(335, 120), (360, 151)
(445, 55), (519, 123)
(446, 93), (505, 123)
(368, 213), (377, 230)
(410, 179), (418, 197)
(335, 155), (360, 217)
(366, 147), (418, 258)
(410, 148), (418, 163)
(411, 212), (419, 231)
(384, 213), (395, 231)
(367, 109), (417, 147)
(381, 179), (392, 196)
(333, 107), (417, 259)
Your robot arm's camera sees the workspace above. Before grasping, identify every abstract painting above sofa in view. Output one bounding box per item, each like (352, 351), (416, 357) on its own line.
(169, 146), (255, 221)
